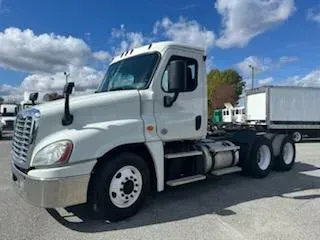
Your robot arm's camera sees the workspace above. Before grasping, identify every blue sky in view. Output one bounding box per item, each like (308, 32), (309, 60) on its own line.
(0, 0), (320, 99)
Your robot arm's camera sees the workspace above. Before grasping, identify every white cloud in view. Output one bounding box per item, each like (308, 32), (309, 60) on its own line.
(279, 56), (299, 64)
(258, 77), (274, 86)
(92, 50), (112, 61)
(236, 56), (273, 76)
(307, 8), (320, 24)
(0, 27), (112, 100)
(215, 0), (295, 48)
(236, 55), (298, 76)
(0, 27), (94, 74)
(153, 17), (215, 50)
(111, 25), (146, 54)
(288, 70), (320, 86)
(0, 84), (20, 95)
(21, 66), (104, 92)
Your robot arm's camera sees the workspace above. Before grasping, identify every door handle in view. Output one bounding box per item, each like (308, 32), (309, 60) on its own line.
(195, 115), (201, 130)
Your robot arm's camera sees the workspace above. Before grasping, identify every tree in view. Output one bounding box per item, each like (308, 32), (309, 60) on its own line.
(207, 69), (245, 117)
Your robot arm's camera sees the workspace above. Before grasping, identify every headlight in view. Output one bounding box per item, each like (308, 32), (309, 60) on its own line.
(33, 140), (73, 167)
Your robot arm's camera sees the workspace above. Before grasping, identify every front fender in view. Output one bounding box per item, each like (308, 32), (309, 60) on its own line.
(30, 119), (145, 166)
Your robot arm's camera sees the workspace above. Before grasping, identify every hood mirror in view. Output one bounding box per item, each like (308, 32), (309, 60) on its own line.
(62, 82), (75, 126)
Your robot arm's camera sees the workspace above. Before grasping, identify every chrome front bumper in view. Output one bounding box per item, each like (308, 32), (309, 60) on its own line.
(11, 163), (90, 208)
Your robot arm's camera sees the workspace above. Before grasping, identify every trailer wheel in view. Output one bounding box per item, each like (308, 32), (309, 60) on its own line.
(246, 136), (274, 178)
(89, 152), (150, 221)
(274, 136), (295, 171)
(292, 131), (302, 143)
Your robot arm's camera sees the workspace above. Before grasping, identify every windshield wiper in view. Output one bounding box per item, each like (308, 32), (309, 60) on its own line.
(108, 86), (136, 91)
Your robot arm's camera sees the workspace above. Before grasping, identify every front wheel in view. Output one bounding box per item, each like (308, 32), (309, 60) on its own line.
(89, 152), (150, 221)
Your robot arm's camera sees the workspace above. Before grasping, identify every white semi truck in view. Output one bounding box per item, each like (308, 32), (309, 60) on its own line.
(11, 42), (296, 221)
(246, 86), (320, 142)
(0, 103), (18, 130)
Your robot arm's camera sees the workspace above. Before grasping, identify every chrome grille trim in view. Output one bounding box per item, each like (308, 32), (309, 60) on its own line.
(11, 108), (40, 169)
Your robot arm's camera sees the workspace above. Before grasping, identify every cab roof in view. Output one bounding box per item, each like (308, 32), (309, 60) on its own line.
(111, 41), (205, 64)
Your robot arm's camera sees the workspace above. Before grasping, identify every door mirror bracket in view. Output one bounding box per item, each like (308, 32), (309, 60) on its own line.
(164, 93), (179, 108)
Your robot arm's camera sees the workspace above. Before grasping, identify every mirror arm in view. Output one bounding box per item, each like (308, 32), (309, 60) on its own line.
(164, 92), (179, 108)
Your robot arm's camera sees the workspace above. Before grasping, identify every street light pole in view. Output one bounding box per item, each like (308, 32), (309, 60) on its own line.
(249, 65), (255, 89)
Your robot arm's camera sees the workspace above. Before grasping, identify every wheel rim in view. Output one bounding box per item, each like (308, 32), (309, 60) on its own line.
(257, 145), (271, 170)
(109, 166), (143, 208)
(283, 142), (294, 165)
(292, 132), (302, 142)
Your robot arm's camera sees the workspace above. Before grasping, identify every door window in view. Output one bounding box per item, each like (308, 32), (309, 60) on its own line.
(162, 56), (198, 92)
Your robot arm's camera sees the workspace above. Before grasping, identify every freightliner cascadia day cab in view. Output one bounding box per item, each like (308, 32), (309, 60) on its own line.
(11, 42), (296, 221)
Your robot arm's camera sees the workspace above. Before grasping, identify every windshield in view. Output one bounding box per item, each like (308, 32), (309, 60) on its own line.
(97, 53), (159, 92)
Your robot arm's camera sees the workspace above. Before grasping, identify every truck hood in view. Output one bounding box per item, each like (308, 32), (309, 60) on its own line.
(34, 90), (141, 143)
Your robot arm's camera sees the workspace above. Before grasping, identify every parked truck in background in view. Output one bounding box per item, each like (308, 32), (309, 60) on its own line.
(0, 103), (18, 130)
(211, 104), (245, 130)
(246, 86), (320, 142)
(11, 42), (296, 221)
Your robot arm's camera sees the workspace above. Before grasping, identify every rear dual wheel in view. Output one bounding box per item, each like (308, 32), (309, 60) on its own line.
(274, 136), (295, 171)
(245, 136), (274, 178)
(244, 135), (295, 178)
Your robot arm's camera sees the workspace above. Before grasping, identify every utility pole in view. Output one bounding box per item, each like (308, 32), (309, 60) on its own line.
(248, 65), (255, 89)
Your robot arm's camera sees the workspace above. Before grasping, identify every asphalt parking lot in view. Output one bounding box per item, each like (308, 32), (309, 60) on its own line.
(0, 132), (319, 240)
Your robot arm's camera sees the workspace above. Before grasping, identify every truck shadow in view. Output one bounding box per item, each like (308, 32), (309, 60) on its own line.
(47, 162), (320, 233)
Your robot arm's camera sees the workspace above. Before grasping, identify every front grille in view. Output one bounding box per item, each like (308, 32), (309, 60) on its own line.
(12, 115), (34, 165)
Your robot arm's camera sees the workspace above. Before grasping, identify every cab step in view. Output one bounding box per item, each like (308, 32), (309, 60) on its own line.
(165, 150), (203, 159)
(166, 174), (206, 186)
(211, 166), (242, 176)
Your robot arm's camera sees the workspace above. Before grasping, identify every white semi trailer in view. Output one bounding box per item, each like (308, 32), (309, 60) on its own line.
(246, 86), (320, 142)
(11, 42), (296, 221)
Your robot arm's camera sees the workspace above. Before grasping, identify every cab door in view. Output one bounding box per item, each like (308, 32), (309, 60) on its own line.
(153, 49), (205, 141)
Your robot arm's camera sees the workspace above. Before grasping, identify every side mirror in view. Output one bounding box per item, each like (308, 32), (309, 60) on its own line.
(62, 82), (75, 126)
(64, 82), (75, 95)
(29, 92), (39, 105)
(167, 60), (187, 92)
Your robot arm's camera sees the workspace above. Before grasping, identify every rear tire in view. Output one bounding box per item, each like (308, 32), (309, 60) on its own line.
(274, 136), (295, 171)
(292, 131), (302, 143)
(89, 152), (150, 221)
(245, 136), (274, 178)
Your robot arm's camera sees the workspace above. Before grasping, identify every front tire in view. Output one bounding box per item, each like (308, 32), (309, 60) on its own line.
(89, 152), (150, 221)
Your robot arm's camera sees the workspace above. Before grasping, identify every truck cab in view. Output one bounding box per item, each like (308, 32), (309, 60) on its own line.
(11, 42), (296, 221)
(0, 103), (18, 130)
